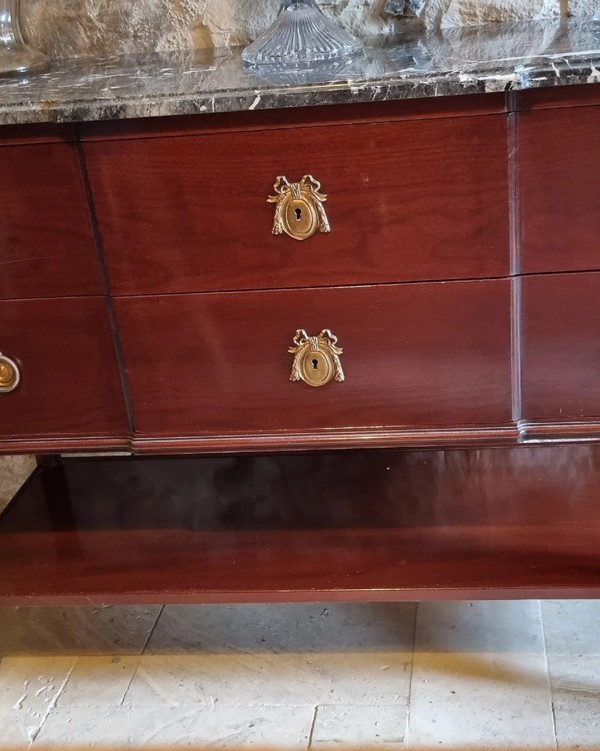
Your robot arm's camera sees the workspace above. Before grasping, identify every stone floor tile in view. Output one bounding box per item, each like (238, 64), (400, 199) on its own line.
(542, 600), (600, 656)
(0, 656), (75, 714)
(35, 704), (314, 746)
(0, 455), (36, 513)
(547, 652), (600, 749)
(146, 602), (417, 654)
(0, 708), (41, 746)
(311, 704), (406, 747)
(56, 656), (141, 707)
(0, 656), (75, 745)
(416, 600), (545, 653)
(0, 605), (161, 655)
(407, 601), (555, 748)
(125, 651), (412, 707)
(408, 652), (555, 748)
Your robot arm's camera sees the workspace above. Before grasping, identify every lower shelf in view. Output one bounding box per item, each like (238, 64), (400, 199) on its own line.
(2, 445), (600, 605)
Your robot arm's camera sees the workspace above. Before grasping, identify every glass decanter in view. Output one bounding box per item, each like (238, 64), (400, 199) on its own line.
(0, 0), (48, 75)
(242, 0), (363, 68)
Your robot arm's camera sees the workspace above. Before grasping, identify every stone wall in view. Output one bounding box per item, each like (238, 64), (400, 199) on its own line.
(20, 0), (599, 60)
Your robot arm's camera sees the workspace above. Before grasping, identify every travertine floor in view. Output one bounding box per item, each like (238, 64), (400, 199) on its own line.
(0, 599), (598, 748)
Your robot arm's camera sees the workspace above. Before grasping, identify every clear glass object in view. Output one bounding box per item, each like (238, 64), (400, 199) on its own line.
(0, 0), (48, 76)
(242, 0), (363, 68)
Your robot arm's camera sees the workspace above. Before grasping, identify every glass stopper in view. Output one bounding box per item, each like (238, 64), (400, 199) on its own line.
(242, 0), (364, 68)
(0, 0), (48, 76)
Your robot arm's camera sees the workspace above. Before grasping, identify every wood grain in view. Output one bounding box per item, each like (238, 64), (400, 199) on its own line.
(2, 86), (600, 455)
(1, 445), (600, 604)
(85, 113), (509, 295)
(80, 93), (507, 141)
(522, 272), (600, 422)
(0, 297), (129, 442)
(0, 122), (76, 147)
(516, 84), (600, 111)
(0, 141), (103, 299)
(115, 279), (513, 445)
(130, 426), (520, 455)
(520, 104), (600, 274)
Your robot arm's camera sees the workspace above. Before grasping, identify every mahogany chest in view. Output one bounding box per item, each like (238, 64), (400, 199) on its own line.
(2, 87), (600, 454)
(1, 85), (600, 604)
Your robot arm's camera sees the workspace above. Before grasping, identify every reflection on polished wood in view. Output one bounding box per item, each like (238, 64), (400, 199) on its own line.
(520, 100), (600, 274)
(0, 297), (129, 443)
(116, 280), (512, 442)
(522, 272), (600, 423)
(1, 445), (600, 605)
(0, 140), (103, 300)
(84, 111), (509, 295)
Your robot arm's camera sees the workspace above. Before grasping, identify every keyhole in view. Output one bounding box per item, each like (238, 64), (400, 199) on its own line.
(295, 207), (302, 221)
(312, 358), (319, 370)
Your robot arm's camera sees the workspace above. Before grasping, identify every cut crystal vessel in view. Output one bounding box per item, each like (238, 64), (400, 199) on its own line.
(0, 0), (48, 75)
(242, 0), (363, 68)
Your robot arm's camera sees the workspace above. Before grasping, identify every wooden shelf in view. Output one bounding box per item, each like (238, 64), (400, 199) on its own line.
(1, 446), (600, 605)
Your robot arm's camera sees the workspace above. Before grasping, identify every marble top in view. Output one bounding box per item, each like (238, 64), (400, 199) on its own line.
(0, 17), (599, 125)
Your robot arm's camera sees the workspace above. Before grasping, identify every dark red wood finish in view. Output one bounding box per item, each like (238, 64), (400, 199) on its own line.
(0, 141), (103, 300)
(129, 426), (519, 455)
(0, 297), (129, 445)
(80, 93), (507, 141)
(2, 88), (600, 605)
(522, 272), (600, 423)
(519, 102), (600, 274)
(115, 279), (512, 445)
(84, 113), (509, 295)
(2, 445), (600, 605)
(0, 122), (77, 146)
(517, 84), (600, 111)
(0, 87), (599, 456)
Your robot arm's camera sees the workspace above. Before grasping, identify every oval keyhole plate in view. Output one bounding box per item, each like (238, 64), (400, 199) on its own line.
(0, 354), (20, 393)
(300, 349), (334, 387)
(284, 197), (319, 241)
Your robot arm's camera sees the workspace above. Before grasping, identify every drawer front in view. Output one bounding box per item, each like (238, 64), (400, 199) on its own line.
(520, 105), (600, 274)
(115, 280), (512, 442)
(0, 298), (128, 442)
(0, 142), (103, 300)
(86, 115), (509, 296)
(522, 272), (600, 423)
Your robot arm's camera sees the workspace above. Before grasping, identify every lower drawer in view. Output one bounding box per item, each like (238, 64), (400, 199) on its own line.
(115, 280), (512, 448)
(0, 297), (129, 447)
(522, 272), (600, 424)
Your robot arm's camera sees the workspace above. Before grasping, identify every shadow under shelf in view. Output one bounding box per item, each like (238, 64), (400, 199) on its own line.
(1, 445), (599, 605)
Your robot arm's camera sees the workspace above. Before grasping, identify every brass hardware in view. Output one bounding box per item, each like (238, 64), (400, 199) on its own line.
(289, 329), (344, 387)
(0, 353), (20, 393)
(268, 175), (331, 241)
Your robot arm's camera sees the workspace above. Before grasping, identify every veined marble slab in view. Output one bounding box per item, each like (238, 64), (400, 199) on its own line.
(0, 17), (599, 126)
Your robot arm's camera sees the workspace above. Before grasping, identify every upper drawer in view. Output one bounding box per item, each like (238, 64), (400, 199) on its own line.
(522, 272), (600, 425)
(520, 105), (600, 274)
(0, 142), (103, 300)
(85, 114), (510, 296)
(115, 279), (512, 447)
(0, 297), (128, 445)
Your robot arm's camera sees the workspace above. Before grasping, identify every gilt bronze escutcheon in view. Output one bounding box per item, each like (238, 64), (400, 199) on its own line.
(289, 329), (344, 387)
(268, 175), (331, 241)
